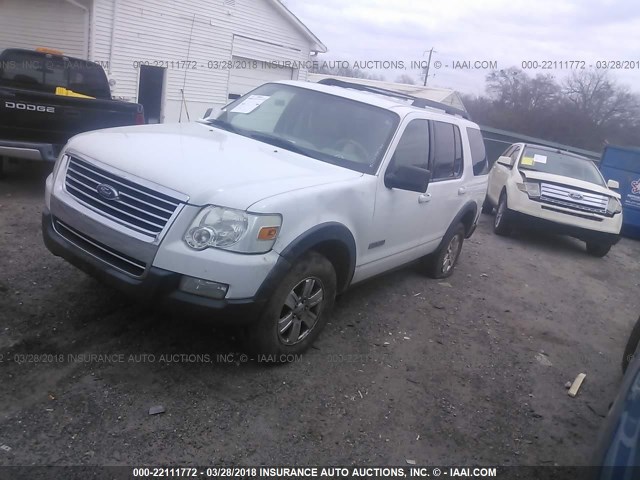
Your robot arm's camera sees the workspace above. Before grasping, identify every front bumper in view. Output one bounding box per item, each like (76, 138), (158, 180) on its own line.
(506, 186), (622, 244)
(0, 139), (60, 162)
(42, 210), (270, 324)
(509, 210), (621, 245)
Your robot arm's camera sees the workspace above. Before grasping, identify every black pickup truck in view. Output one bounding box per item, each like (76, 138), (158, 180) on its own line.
(0, 48), (144, 173)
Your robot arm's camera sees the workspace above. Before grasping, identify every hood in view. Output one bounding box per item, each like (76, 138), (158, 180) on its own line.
(65, 122), (362, 209)
(519, 169), (620, 199)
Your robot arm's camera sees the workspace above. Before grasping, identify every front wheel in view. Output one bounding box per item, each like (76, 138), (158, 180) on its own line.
(247, 251), (337, 358)
(493, 193), (512, 236)
(422, 223), (465, 279)
(586, 242), (611, 257)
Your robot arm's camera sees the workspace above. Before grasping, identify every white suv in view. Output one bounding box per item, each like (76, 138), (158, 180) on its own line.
(43, 79), (488, 355)
(483, 143), (622, 257)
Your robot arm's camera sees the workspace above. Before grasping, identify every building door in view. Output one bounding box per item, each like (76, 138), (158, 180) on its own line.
(137, 65), (166, 124)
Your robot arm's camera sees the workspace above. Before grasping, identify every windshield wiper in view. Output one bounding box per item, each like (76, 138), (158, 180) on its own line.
(246, 132), (313, 157)
(205, 118), (241, 134)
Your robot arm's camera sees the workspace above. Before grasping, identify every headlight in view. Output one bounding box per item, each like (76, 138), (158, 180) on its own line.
(517, 182), (540, 198)
(184, 205), (282, 253)
(607, 197), (622, 215)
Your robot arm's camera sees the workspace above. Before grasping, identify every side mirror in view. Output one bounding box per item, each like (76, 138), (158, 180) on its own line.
(385, 165), (431, 193)
(202, 106), (221, 119)
(607, 179), (620, 190)
(496, 155), (514, 167)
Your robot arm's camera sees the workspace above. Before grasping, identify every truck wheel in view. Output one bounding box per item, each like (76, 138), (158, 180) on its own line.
(481, 199), (492, 214)
(622, 315), (640, 373)
(422, 223), (465, 279)
(586, 242), (611, 257)
(493, 193), (512, 236)
(248, 251), (336, 359)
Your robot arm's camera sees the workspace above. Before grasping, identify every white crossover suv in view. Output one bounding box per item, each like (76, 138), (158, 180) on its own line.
(43, 79), (489, 355)
(483, 143), (622, 257)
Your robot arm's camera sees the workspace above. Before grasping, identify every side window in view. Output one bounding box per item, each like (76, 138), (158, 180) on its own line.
(500, 146), (515, 159)
(432, 121), (463, 180)
(467, 127), (489, 176)
(389, 119), (429, 170)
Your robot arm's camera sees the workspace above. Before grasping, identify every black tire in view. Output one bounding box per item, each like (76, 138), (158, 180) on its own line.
(481, 199), (493, 214)
(622, 316), (640, 373)
(247, 251), (336, 359)
(586, 242), (611, 258)
(493, 192), (512, 236)
(422, 223), (465, 279)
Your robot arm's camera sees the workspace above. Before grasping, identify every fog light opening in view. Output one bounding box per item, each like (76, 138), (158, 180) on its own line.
(179, 276), (229, 300)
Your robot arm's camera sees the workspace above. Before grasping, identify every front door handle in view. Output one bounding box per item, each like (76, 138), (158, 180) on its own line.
(458, 187), (467, 196)
(418, 193), (431, 203)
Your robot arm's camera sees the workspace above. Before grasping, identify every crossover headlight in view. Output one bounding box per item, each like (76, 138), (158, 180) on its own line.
(184, 205), (282, 253)
(517, 182), (541, 198)
(607, 197), (622, 215)
(52, 152), (70, 181)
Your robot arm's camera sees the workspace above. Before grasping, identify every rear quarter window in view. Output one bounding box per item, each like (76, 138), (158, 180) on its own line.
(432, 121), (463, 180)
(467, 127), (489, 176)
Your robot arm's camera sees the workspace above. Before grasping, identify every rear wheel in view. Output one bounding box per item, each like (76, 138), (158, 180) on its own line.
(247, 251), (336, 359)
(493, 193), (512, 236)
(422, 223), (465, 279)
(586, 242), (611, 257)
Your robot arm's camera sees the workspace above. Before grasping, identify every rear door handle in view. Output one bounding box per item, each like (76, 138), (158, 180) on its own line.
(418, 193), (431, 203)
(458, 187), (467, 196)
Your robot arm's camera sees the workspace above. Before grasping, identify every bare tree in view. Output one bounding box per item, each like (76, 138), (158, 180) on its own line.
(486, 68), (558, 112)
(564, 70), (639, 127)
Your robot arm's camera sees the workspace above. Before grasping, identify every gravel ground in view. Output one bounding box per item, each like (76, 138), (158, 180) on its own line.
(1, 164), (639, 467)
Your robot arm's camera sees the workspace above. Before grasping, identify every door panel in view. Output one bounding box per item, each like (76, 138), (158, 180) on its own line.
(354, 119), (435, 283)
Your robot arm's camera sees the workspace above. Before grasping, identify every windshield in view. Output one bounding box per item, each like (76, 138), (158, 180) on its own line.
(518, 146), (605, 186)
(0, 50), (111, 99)
(211, 83), (399, 173)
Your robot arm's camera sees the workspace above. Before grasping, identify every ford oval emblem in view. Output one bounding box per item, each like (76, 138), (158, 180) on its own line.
(96, 183), (120, 201)
(568, 192), (583, 200)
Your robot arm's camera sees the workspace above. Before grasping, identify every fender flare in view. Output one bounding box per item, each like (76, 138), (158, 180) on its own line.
(435, 201), (479, 253)
(254, 222), (357, 303)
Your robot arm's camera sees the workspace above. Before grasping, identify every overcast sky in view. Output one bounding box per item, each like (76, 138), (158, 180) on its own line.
(283, 0), (640, 95)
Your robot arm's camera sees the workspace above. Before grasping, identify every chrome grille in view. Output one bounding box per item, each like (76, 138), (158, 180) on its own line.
(540, 183), (608, 215)
(64, 156), (182, 236)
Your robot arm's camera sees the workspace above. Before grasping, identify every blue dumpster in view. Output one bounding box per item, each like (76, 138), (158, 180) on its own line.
(599, 145), (640, 238)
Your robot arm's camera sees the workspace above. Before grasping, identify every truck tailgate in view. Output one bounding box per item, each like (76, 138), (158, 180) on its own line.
(0, 87), (142, 147)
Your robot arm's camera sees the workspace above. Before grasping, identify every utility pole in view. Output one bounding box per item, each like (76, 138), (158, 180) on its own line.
(423, 48), (435, 86)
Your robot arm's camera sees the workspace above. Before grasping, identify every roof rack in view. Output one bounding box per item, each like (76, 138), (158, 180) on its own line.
(317, 77), (470, 120)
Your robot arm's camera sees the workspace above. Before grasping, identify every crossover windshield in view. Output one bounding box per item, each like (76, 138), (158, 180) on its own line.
(518, 147), (605, 186)
(209, 83), (399, 173)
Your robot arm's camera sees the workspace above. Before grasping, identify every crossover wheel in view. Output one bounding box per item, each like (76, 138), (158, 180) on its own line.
(248, 251), (337, 358)
(422, 223), (465, 279)
(493, 193), (512, 236)
(481, 199), (493, 214)
(586, 242), (611, 258)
